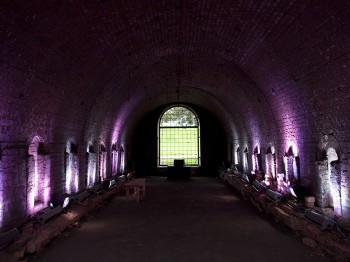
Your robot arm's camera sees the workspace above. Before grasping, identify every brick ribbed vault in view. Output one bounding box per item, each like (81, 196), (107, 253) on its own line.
(0, 0), (350, 227)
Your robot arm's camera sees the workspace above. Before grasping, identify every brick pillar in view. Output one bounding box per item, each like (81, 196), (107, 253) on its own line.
(329, 162), (342, 216)
(315, 160), (330, 208)
(87, 153), (97, 188)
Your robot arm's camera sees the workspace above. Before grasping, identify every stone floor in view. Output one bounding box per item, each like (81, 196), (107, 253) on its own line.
(28, 177), (332, 262)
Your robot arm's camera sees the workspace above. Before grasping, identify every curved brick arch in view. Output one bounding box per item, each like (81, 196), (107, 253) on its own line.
(0, 0), (350, 228)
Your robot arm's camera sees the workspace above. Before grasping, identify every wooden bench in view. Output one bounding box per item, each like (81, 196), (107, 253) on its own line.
(125, 178), (146, 202)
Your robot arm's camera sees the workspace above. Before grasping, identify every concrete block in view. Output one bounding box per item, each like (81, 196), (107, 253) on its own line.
(284, 215), (305, 231)
(305, 196), (315, 203)
(302, 237), (317, 247)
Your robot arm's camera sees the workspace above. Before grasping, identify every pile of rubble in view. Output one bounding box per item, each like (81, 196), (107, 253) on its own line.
(219, 169), (350, 261)
(0, 184), (124, 261)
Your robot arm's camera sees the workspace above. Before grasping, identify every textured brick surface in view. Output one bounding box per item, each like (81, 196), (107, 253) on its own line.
(0, 0), (350, 229)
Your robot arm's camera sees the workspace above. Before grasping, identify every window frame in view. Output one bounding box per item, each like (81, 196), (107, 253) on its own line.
(157, 105), (201, 167)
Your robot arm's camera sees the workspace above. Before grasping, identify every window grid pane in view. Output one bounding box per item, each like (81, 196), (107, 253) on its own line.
(159, 106), (200, 166)
(160, 127), (198, 165)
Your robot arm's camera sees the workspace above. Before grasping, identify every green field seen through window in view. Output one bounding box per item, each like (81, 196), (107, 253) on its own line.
(159, 128), (199, 165)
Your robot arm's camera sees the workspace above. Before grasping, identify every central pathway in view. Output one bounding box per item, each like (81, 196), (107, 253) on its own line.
(29, 177), (330, 262)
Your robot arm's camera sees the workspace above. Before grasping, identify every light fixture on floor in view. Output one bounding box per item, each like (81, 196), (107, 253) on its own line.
(36, 205), (64, 225)
(266, 189), (283, 203)
(0, 228), (20, 250)
(70, 191), (90, 204)
(115, 174), (126, 182)
(252, 179), (268, 192)
(49, 193), (70, 209)
(241, 173), (250, 184)
(233, 170), (241, 177)
(289, 184), (306, 203)
(103, 178), (117, 189)
(89, 183), (105, 194)
(304, 209), (336, 230)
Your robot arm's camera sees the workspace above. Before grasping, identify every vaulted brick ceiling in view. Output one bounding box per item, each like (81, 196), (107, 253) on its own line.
(0, 0), (349, 176)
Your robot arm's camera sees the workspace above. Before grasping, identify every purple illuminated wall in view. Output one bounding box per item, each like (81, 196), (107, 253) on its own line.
(0, 0), (349, 231)
(99, 144), (107, 181)
(0, 161), (3, 228)
(65, 141), (79, 194)
(111, 145), (119, 176)
(86, 143), (97, 188)
(27, 137), (51, 216)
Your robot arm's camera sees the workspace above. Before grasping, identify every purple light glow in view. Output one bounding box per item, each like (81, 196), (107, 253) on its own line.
(243, 147), (249, 172)
(265, 146), (276, 179)
(65, 155), (72, 194)
(235, 146), (240, 166)
(278, 101), (301, 157)
(87, 154), (96, 188)
(27, 137), (51, 216)
(245, 106), (262, 149)
(252, 145), (260, 171)
(120, 146), (125, 173)
(65, 155), (79, 194)
(33, 156), (39, 202)
(86, 142), (97, 188)
(286, 141), (298, 156)
(0, 167), (3, 228)
(43, 158), (51, 208)
(27, 155), (52, 215)
(284, 142), (299, 186)
(99, 150), (107, 181)
(74, 168), (79, 193)
(111, 97), (140, 145)
(326, 148), (342, 216)
(277, 173), (287, 194)
(111, 148), (118, 175)
(252, 155), (255, 171)
(66, 141), (80, 194)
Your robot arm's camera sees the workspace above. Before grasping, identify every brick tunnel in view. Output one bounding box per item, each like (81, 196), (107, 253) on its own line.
(0, 0), (350, 260)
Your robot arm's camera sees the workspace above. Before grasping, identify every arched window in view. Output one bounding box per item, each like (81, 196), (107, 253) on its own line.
(158, 106), (200, 166)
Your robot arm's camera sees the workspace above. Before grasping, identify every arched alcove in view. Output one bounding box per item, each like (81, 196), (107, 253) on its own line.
(27, 136), (51, 216)
(252, 146), (262, 173)
(86, 142), (97, 188)
(283, 144), (299, 185)
(65, 139), (79, 194)
(111, 144), (119, 176)
(326, 147), (341, 213)
(243, 147), (249, 173)
(119, 146), (125, 174)
(235, 147), (241, 171)
(99, 143), (107, 181)
(265, 146), (276, 182)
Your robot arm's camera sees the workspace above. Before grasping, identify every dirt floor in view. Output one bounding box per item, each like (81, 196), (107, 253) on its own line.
(28, 177), (332, 262)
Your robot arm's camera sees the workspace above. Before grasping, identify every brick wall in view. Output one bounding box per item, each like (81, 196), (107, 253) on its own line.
(0, 0), (350, 229)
